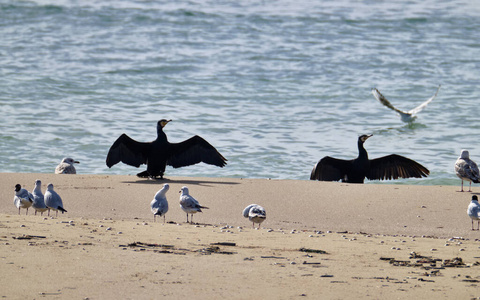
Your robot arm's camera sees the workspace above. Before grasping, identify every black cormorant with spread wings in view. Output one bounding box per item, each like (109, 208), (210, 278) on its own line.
(310, 134), (429, 183)
(372, 85), (441, 122)
(106, 120), (227, 179)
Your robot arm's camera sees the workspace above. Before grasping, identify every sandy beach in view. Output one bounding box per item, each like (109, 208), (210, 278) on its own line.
(1, 172), (480, 299)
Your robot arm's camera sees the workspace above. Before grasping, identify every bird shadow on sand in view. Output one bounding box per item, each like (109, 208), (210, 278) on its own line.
(121, 177), (240, 187)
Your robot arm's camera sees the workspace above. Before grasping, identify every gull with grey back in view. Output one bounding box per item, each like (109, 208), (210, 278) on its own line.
(179, 186), (209, 224)
(455, 150), (480, 192)
(243, 204), (266, 229)
(55, 157), (80, 174)
(151, 184), (169, 223)
(44, 183), (67, 217)
(31, 179), (48, 216)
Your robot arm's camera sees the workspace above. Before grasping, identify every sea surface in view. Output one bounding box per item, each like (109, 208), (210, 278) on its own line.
(1, 0), (480, 185)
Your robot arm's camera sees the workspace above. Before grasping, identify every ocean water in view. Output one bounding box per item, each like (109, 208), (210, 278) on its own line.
(1, 0), (480, 185)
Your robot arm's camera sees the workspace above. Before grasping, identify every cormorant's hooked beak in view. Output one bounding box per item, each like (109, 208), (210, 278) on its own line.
(360, 134), (373, 143)
(159, 119), (172, 128)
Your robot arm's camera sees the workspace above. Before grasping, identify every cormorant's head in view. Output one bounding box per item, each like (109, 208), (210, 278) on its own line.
(359, 134), (373, 143)
(158, 119), (172, 129)
(15, 184), (21, 192)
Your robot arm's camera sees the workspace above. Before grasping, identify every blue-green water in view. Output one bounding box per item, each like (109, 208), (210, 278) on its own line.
(1, 0), (480, 185)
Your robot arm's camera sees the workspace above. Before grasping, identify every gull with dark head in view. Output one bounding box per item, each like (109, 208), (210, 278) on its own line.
(31, 179), (48, 216)
(371, 85), (440, 123)
(467, 195), (480, 230)
(14, 184), (33, 215)
(55, 157), (80, 174)
(44, 183), (67, 217)
(455, 150), (480, 192)
(151, 184), (169, 223)
(179, 186), (208, 224)
(243, 204), (266, 229)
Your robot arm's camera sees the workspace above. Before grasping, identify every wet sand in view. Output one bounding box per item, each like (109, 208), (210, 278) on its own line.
(1, 173), (480, 299)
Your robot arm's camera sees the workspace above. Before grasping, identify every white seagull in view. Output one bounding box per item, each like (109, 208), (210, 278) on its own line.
(179, 186), (208, 224)
(467, 195), (480, 230)
(31, 179), (48, 216)
(151, 184), (169, 223)
(455, 150), (480, 192)
(371, 85), (441, 122)
(55, 157), (80, 174)
(242, 204), (266, 229)
(14, 184), (33, 215)
(44, 183), (67, 217)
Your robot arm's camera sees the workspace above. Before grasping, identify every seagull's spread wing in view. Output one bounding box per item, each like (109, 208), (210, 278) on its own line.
(367, 154), (429, 180)
(310, 156), (352, 181)
(106, 134), (151, 168)
(372, 88), (409, 116)
(408, 85), (441, 115)
(167, 135), (227, 168)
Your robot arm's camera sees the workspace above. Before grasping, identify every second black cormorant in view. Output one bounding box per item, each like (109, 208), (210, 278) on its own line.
(310, 134), (429, 183)
(106, 119), (227, 179)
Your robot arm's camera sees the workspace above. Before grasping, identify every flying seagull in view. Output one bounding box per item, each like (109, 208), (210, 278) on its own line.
(243, 204), (266, 229)
(310, 134), (429, 183)
(151, 184), (169, 223)
(179, 186), (208, 224)
(371, 85), (441, 122)
(455, 149), (480, 192)
(106, 119), (227, 179)
(55, 157), (80, 174)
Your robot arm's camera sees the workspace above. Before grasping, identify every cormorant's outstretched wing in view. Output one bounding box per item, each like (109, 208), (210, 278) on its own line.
(367, 154), (429, 180)
(408, 85), (441, 115)
(106, 134), (151, 168)
(167, 135), (227, 168)
(310, 156), (353, 181)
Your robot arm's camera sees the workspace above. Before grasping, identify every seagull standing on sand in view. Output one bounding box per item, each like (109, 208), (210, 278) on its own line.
(14, 184), (33, 215)
(371, 85), (441, 122)
(467, 195), (480, 230)
(151, 184), (169, 223)
(179, 186), (208, 224)
(31, 179), (48, 216)
(55, 157), (80, 174)
(44, 183), (67, 217)
(455, 150), (480, 192)
(243, 204), (266, 229)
